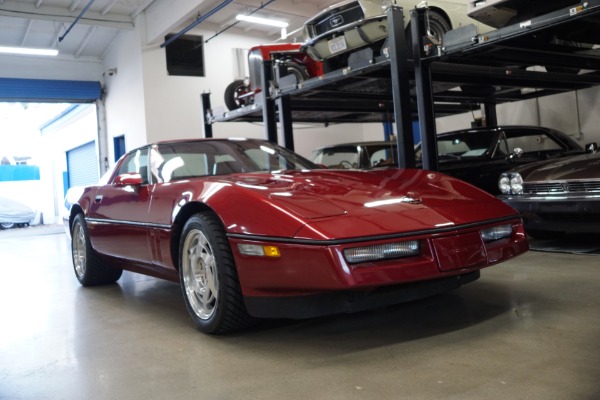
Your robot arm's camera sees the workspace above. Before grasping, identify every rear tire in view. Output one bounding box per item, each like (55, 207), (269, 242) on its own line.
(179, 212), (253, 334)
(71, 214), (122, 286)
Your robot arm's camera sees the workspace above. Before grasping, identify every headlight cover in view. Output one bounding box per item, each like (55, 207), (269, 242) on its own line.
(499, 172), (523, 195)
(481, 224), (513, 242)
(344, 241), (420, 264)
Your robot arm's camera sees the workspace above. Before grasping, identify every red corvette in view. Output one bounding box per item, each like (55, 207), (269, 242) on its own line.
(67, 138), (528, 333)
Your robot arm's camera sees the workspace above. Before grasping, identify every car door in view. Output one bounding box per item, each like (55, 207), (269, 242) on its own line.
(87, 147), (153, 264)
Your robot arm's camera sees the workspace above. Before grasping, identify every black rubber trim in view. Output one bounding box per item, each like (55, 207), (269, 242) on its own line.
(228, 215), (521, 246)
(86, 218), (170, 230)
(244, 270), (481, 319)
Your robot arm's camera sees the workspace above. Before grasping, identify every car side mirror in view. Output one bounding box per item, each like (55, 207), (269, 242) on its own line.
(509, 147), (523, 159)
(585, 142), (598, 153)
(114, 173), (143, 186)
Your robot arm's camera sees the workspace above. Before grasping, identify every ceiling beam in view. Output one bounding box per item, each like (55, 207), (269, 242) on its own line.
(0, 0), (134, 29)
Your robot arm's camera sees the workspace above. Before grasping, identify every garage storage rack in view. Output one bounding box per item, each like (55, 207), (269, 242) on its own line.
(202, 1), (600, 171)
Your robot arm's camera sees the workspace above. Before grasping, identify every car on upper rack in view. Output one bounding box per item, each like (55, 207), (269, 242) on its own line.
(498, 144), (600, 239)
(312, 126), (585, 194)
(467, 0), (588, 29)
(302, 0), (488, 70)
(223, 43), (324, 110)
(65, 137), (527, 334)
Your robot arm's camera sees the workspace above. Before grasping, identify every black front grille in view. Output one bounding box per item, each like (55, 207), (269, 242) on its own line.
(523, 182), (564, 194)
(567, 181), (600, 192)
(524, 181), (600, 194)
(310, 3), (365, 37)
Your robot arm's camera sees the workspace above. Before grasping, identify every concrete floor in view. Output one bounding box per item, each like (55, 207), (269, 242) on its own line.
(1, 226), (599, 400)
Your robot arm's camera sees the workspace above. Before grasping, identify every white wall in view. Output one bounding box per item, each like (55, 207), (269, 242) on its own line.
(98, 16), (382, 160)
(102, 27), (148, 159)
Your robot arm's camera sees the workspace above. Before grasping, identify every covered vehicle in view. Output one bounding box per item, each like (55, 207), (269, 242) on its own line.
(66, 138), (527, 334)
(0, 196), (36, 229)
(498, 149), (600, 238)
(313, 126), (583, 194)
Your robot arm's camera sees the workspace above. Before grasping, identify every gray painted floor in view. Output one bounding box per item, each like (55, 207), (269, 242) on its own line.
(1, 226), (599, 400)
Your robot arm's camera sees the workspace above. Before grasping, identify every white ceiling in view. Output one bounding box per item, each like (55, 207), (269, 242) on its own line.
(0, 0), (339, 61)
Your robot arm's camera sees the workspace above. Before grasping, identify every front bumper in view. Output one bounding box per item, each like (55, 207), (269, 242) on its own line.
(303, 16), (388, 60)
(500, 194), (600, 233)
(245, 270), (481, 319)
(229, 218), (527, 318)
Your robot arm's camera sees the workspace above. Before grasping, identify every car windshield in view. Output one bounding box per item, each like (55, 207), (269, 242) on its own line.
(313, 143), (398, 169)
(415, 129), (566, 161)
(421, 131), (497, 160)
(148, 140), (319, 182)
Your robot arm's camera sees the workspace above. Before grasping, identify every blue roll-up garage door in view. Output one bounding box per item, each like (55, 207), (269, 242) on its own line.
(67, 142), (99, 188)
(0, 78), (102, 102)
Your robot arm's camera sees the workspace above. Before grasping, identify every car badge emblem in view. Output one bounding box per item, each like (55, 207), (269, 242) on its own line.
(401, 196), (422, 204)
(330, 15), (344, 27)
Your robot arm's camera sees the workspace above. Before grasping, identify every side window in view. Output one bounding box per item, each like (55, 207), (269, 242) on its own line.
(115, 148), (149, 184)
(152, 144), (210, 182)
(506, 134), (562, 153)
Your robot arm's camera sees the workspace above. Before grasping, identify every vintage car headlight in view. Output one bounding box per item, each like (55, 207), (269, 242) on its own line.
(344, 240), (420, 264)
(480, 224), (513, 242)
(499, 172), (523, 195)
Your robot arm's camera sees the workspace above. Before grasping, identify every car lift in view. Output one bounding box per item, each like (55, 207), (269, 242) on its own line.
(202, 1), (600, 172)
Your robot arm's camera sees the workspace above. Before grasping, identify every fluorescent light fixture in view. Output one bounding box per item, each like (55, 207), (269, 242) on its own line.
(235, 14), (289, 28)
(0, 46), (58, 56)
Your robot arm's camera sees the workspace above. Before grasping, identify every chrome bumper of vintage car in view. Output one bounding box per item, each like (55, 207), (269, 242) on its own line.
(302, 15), (388, 60)
(499, 194), (600, 233)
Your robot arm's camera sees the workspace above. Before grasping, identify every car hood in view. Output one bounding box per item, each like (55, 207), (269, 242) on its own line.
(514, 152), (600, 181)
(219, 169), (518, 240)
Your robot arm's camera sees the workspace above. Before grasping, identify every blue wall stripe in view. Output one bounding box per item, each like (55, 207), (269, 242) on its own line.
(0, 78), (101, 102)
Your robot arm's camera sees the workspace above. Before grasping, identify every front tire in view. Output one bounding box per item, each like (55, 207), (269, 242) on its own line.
(179, 212), (252, 334)
(224, 79), (249, 110)
(71, 214), (122, 286)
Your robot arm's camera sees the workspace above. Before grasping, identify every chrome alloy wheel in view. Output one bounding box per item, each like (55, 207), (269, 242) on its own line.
(72, 222), (87, 279)
(182, 228), (219, 320)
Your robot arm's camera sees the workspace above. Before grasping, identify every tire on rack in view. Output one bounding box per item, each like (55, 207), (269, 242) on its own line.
(71, 213), (123, 286)
(179, 212), (253, 334)
(224, 79), (249, 111)
(403, 10), (451, 58)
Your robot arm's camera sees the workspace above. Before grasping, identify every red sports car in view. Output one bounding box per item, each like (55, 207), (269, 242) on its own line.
(67, 138), (528, 334)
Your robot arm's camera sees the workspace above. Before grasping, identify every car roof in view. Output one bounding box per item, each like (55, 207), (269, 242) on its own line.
(315, 141), (398, 150)
(438, 125), (553, 137)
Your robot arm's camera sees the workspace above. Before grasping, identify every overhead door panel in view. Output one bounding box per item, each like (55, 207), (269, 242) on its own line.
(0, 78), (102, 103)
(67, 142), (98, 188)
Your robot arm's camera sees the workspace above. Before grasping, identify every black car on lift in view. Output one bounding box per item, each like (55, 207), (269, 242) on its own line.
(312, 125), (584, 194)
